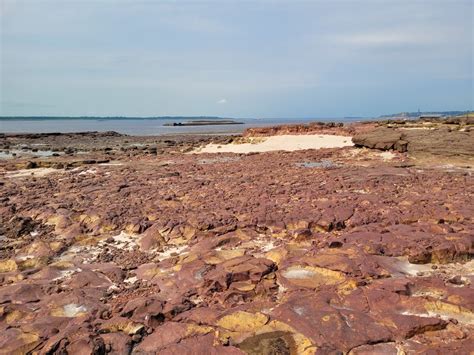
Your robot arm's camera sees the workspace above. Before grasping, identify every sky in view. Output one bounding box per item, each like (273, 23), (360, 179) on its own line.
(0, 0), (472, 118)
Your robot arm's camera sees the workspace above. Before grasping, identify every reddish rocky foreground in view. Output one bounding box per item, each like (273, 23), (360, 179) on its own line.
(0, 125), (473, 354)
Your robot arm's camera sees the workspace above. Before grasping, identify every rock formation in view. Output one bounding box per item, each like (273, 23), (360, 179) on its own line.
(0, 123), (472, 354)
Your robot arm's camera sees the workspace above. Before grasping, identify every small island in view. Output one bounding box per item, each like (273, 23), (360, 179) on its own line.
(164, 119), (244, 126)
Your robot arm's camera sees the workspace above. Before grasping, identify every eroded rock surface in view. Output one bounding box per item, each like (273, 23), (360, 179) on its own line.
(352, 118), (474, 165)
(0, 127), (473, 354)
(243, 121), (375, 137)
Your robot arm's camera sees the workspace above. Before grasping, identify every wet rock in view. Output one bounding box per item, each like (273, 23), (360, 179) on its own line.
(25, 161), (38, 169)
(1, 216), (38, 239)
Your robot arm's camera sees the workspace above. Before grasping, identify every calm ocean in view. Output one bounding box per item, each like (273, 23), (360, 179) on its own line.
(0, 117), (363, 136)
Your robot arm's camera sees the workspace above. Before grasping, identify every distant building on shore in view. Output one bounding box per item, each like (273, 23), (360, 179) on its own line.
(418, 114), (443, 120)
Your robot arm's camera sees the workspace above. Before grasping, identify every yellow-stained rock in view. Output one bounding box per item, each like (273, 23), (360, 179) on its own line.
(446, 294), (464, 305)
(217, 311), (269, 333)
(204, 249), (246, 265)
(6, 310), (24, 324)
(0, 329), (40, 355)
(232, 281), (256, 292)
(337, 279), (359, 296)
(17, 257), (48, 271)
(182, 225), (197, 240)
(50, 260), (75, 270)
(216, 249), (245, 260)
(23, 241), (51, 257)
(0, 259), (18, 273)
(281, 265), (345, 288)
(49, 241), (65, 252)
(99, 224), (117, 233)
(424, 300), (474, 324)
(46, 215), (72, 233)
(286, 220), (309, 231)
(178, 253), (198, 265)
(3, 273), (24, 283)
(136, 264), (162, 280)
(171, 264), (182, 272)
(241, 319), (315, 355)
(99, 317), (145, 335)
(75, 235), (100, 246)
(265, 248), (288, 265)
(79, 214), (101, 225)
(185, 324), (214, 337)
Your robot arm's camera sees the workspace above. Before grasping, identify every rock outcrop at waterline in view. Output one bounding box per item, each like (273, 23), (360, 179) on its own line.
(244, 121), (356, 137)
(352, 117), (474, 158)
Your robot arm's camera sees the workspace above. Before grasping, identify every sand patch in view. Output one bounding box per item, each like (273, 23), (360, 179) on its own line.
(194, 134), (353, 154)
(379, 151), (396, 161)
(5, 168), (59, 178)
(400, 127), (436, 130)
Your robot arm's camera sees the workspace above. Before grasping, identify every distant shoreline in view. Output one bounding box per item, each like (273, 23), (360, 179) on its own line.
(164, 120), (244, 126)
(0, 116), (237, 121)
(1, 113), (470, 136)
(0, 111), (470, 121)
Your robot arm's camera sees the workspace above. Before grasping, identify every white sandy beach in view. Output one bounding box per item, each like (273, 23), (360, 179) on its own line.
(195, 134), (353, 154)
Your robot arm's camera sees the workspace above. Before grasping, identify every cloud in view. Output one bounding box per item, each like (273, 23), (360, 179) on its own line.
(330, 30), (439, 48)
(330, 24), (461, 49)
(1, 0), (471, 117)
(1, 101), (54, 109)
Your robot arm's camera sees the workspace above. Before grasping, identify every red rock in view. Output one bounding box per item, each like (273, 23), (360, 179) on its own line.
(1, 125), (473, 353)
(0, 283), (44, 304)
(132, 321), (213, 353)
(203, 256), (275, 293)
(101, 332), (132, 354)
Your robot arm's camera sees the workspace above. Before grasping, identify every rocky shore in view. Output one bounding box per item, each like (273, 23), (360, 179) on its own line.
(352, 117), (474, 164)
(0, 119), (472, 354)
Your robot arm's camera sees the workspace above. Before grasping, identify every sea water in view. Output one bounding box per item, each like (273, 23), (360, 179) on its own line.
(0, 117), (362, 135)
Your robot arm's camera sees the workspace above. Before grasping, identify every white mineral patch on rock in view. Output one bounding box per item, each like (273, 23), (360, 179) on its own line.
(380, 151), (396, 161)
(293, 306), (306, 316)
(58, 245), (101, 263)
(124, 276), (138, 284)
(15, 255), (35, 262)
(282, 268), (316, 279)
(157, 245), (188, 260)
(103, 231), (139, 251)
(63, 304), (87, 317)
(52, 268), (81, 281)
(99, 161), (123, 166)
(78, 169), (97, 176)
